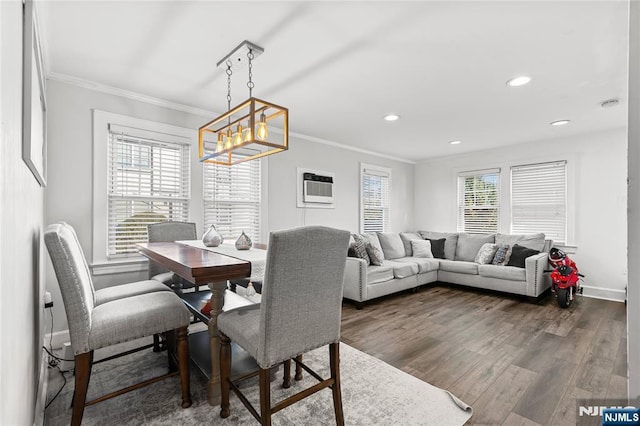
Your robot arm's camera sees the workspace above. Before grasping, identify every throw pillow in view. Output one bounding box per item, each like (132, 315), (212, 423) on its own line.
(411, 240), (433, 258)
(348, 238), (370, 265)
(491, 244), (510, 265)
(427, 238), (446, 259)
(400, 232), (422, 256)
(474, 243), (498, 264)
(419, 231), (459, 260)
(506, 244), (540, 268)
(365, 242), (384, 266)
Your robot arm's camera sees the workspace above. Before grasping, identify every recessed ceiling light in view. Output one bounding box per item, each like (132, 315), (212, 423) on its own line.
(506, 76), (532, 87)
(550, 120), (570, 126)
(384, 114), (400, 121)
(449, 140), (461, 145)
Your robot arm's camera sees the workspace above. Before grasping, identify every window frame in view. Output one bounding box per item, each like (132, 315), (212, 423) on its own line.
(360, 163), (392, 234)
(456, 168), (501, 234)
(92, 110), (195, 273)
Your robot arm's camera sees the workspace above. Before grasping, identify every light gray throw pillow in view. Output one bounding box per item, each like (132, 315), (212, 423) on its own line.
(474, 243), (497, 264)
(400, 232), (423, 256)
(411, 240), (433, 258)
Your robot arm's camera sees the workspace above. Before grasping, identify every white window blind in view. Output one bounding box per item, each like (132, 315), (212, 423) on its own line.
(511, 161), (567, 243)
(203, 159), (261, 243)
(107, 125), (190, 257)
(457, 169), (500, 234)
(361, 165), (391, 233)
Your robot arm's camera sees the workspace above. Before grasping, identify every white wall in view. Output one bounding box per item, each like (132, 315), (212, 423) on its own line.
(415, 128), (628, 301)
(44, 80), (415, 337)
(627, 0), (639, 401)
(267, 135), (415, 234)
(0, 1), (46, 424)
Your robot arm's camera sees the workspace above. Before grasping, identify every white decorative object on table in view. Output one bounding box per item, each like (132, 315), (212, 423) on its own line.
(202, 224), (224, 247)
(235, 231), (252, 250)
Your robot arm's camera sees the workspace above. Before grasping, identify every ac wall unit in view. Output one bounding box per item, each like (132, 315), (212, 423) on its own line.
(303, 172), (334, 204)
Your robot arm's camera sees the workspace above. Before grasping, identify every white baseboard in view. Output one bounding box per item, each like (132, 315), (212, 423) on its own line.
(581, 284), (626, 303)
(45, 330), (70, 351)
(34, 346), (49, 426)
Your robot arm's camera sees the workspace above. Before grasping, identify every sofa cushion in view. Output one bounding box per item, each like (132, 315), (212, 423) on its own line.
(455, 233), (495, 261)
(478, 264), (526, 281)
(438, 260), (478, 275)
(411, 240), (433, 258)
(384, 260), (420, 279)
(496, 233), (545, 252)
(400, 232), (423, 256)
(377, 232), (406, 259)
(506, 244), (540, 268)
(426, 238), (446, 259)
(395, 257), (440, 273)
(474, 243), (497, 264)
(365, 265), (395, 284)
(419, 231), (458, 260)
(365, 242), (385, 266)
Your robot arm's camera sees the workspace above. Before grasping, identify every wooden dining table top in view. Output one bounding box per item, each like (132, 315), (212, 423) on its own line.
(136, 242), (252, 284)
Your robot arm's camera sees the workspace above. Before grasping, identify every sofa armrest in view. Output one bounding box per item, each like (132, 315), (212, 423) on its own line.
(343, 257), (367, 302)
(525, 252), (551, 297)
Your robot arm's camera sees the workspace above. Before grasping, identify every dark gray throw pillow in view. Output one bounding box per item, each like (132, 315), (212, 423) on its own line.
(427, 238), (446, 259)
(506, 244), (540, 268)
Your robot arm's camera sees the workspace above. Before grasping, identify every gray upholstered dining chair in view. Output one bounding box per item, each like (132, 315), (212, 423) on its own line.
(218, 226), (350, 426)
(45, 222), (192, 426)
(147, 221), (199, 292)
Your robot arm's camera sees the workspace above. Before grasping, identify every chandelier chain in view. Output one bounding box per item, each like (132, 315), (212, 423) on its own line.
(225, 60), (233, 112)
(247, 49), (255, 98)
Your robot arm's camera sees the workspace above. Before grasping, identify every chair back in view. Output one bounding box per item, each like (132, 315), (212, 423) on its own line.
(257, 226), (350, 367)
(147, 221), (197, 278)
(44, 222), (96, 354)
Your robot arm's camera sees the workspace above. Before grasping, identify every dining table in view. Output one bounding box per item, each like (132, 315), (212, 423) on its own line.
(136, 240), (267, 406)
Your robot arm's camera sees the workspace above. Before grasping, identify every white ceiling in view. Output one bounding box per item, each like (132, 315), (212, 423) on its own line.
(37, 1), (629, 162)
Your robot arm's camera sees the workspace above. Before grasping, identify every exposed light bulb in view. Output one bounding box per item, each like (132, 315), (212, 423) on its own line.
(224, 128), (233, 149)
(233, 124), (243, 146)
(256, 112), (268, 140)
(243, 121), (253, 142)
(216, 133), (224, 152)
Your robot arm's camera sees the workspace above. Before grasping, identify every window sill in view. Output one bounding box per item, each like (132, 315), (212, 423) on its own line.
(91, 258), (148, 276)
(554, 244), (578, 254)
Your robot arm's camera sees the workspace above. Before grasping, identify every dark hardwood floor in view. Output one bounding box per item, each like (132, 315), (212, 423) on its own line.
(340, 284), (627, 425)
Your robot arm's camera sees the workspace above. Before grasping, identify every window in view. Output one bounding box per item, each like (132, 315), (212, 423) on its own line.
(203, 159), (261, 243)
(93, 110), (194, 271)
(511, 161), (567, 244)
(107, 124), (190, 257)
(457, 169), (500, 233)
(361, 164), (391, 233)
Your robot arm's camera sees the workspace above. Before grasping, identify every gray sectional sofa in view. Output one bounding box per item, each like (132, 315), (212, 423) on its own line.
(343, 231), (552, 308)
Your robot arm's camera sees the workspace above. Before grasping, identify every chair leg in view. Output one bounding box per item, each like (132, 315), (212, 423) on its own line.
(282, 359), (291, 388)
(71, 351), (92, 426)
(330, 343), (345, 426)
(220, 333), (232, 418)
(259, 368), (272, 426)
(166, 330), (177, 372)
(177, 326), (192, 408)
(294, 355), (303, 381)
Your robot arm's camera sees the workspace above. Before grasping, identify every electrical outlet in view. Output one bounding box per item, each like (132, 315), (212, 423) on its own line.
(44, 291), (53, 308)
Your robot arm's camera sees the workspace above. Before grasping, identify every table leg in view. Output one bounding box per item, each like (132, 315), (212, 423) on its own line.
(207, 280), (227, 406)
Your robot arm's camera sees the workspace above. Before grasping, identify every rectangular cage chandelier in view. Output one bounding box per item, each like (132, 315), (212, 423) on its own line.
(199, 41), (289, 166)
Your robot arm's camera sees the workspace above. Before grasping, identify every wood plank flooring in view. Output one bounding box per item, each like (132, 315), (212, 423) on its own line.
(340, 284), (627, 425)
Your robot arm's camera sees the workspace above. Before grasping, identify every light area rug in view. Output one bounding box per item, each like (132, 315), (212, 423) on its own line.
(45, 338), (472, 425)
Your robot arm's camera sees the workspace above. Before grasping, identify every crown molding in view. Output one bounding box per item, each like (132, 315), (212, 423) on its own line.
(47, 71), (415, 165)
(46, 72), (214, 117)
